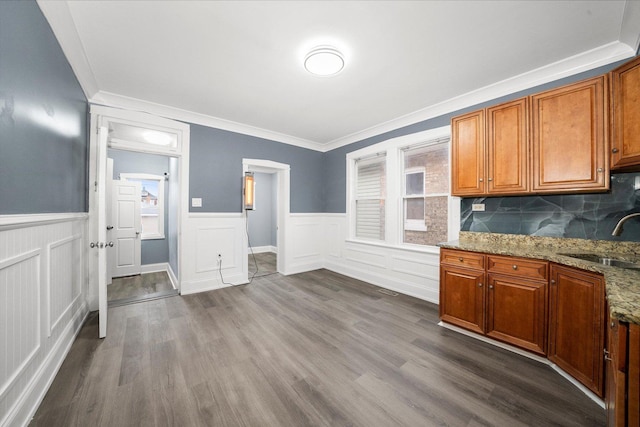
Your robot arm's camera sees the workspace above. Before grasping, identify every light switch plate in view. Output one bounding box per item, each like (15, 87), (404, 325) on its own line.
(472, 203), (485, 212)
(192, 197), (202, 208)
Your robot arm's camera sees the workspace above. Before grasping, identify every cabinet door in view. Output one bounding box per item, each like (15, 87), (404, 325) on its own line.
(611, 56), (640, 170)
(440, 265), (485, 334)
(486, 274), (547, 355)
(531, 76), (608, 193)
(452, 110), (485, 196)
(548, 265), (605, 396)
(605, 318), (627, 427)
(487, 98), (529, 194)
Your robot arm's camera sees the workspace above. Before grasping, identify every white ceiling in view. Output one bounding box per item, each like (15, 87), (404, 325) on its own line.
(38, 1), (640, 152)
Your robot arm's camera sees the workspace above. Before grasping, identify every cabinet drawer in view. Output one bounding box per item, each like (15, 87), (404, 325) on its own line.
(441, 249), (484, 270)
(487, 255), (548, 281)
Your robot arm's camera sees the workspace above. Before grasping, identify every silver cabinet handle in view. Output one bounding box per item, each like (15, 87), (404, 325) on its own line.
(512, 265), (518, 270)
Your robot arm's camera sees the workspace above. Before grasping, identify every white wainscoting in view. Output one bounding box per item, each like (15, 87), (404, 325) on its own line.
(285, 214), (325, 275)
(181, 214), (246, 295)
(322, 214), (441, 304)
(0, 214), (89, 427)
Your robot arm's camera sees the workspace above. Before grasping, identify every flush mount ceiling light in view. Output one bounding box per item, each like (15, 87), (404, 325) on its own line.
(304, 46), (344, 76)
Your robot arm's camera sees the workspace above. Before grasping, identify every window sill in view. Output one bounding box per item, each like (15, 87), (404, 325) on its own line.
(345, 238), (441, 255)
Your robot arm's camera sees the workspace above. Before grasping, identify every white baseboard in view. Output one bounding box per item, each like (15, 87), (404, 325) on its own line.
(324, 259), (439, 304)
(181, 272), (245, 295)
(3, 304), (89, 427)
(140, 262), (169, 274)
(283, 261), (324, 276)
(167, 264), (178, 291)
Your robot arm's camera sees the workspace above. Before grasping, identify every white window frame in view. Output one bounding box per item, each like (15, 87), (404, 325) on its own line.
(403, 167), (427, 232)
(346, 125), (459, 252)
(120, 173), (165, 240)
(354, 154), (387, 241)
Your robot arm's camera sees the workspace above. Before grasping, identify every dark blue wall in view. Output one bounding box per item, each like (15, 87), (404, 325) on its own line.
(0, 1), (88, 214)
(108, 149), (170, 264)
(189, 124), (324, 213)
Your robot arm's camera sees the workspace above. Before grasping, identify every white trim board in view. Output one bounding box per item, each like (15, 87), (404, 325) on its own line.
(0, 213), (88, 231)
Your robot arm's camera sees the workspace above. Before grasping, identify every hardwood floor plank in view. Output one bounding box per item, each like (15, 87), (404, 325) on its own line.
(32, 269), (605, 426)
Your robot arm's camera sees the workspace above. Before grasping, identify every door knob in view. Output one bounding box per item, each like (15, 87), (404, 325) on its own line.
(106, 225), (114, 230)
(108, 241), (114, 247)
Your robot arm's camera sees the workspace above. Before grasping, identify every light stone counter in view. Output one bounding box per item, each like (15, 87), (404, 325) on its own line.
(439, 231), (640, 325)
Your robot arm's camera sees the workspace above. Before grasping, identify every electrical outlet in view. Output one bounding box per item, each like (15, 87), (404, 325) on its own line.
(472, 203), (486, 212)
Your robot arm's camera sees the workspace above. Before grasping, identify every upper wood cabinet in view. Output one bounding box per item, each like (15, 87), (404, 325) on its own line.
(487, 98), (529, 195)
(610, 56), (640, 170)
(451, 75), (610, 197)
(452, 110), (485, 196)
(531, 76), (609, 194)
(451, 98), (528, 197)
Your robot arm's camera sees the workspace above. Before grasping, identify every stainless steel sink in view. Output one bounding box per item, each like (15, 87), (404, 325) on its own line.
(559, 253), (640, 269)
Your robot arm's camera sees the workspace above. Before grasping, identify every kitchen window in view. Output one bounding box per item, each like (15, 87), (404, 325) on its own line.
(347, 126), (458, 249)
(354, 154), (386, 240)
(402, 141), (450, 246)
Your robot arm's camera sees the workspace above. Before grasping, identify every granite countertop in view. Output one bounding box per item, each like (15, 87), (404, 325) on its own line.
(439, 232), (640, 325)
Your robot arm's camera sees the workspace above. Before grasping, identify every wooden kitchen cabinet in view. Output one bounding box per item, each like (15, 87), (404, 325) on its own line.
(531, 76), (609, 193)
(440, 249), (485, 334)
(606, 318), (627, 427)
(451, 98), (528, 197)
(486, 255), (548, 355)
(486, 98), (529, 195)
(440, 250), (548, 355)
(610, 55), (640, 170)
(548, 264), (605, 397)
(605, 319), (640, 427)
(451, 110), (485, 196)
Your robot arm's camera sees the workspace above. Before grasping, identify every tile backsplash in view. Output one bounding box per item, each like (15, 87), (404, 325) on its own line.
(460, 172), (640, 242)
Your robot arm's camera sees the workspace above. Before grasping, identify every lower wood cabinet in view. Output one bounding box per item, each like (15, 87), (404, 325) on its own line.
(548, 264), (605, 397)
(486, 274), (547, 355)
(440, 249), (548, 355)
(606, 319), (640, 426)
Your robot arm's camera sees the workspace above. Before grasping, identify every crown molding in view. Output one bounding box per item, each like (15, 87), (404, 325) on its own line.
(91, 91), (322, 152)
(621, 0), (640, 54)
(37, 0), (99, 100)
(320, 40), (636, 152)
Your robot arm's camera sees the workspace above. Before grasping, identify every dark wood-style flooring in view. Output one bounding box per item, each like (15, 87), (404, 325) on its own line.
(108, 271), (175, 303)
(32, 269), (605, 426)
(248, 251), (277, 278)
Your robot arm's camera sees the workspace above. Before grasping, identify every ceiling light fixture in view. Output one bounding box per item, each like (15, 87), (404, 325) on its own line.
(304, 46), (344, 76)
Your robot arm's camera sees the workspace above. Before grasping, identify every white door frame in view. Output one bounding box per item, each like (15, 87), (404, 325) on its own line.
(87, 106), (190, 318)
(242, 159), (290, 275)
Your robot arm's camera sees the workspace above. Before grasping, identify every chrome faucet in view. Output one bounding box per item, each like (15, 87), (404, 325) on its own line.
(611, 212), (640, 236)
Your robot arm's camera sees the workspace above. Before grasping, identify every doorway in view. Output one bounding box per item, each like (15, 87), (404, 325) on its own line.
(88, 105), (189, 338)
(247, 172), (278, 279)
(243, 159), (290, 278)
(106, 148), (179, 306)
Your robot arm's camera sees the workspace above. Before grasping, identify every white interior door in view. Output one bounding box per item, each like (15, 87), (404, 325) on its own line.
(97, 126), (108, 338)
(113, 180), (142, 277)
(106, 158), (114, 285)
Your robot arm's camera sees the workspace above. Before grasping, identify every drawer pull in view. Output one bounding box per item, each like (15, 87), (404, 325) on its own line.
(604, 349), (612, 362)
(489, 285), (494, 289)
(512, 265), (518, 270)
(551, 279), (556, 285)
(478, 283), (483, 287)
(612, 148), (619, 154)
(459, 257), (464, 262)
